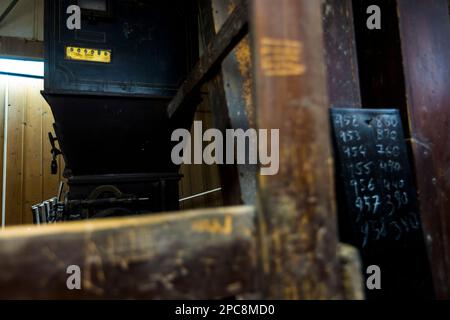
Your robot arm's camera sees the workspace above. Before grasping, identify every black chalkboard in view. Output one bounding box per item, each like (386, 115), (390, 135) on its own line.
(330, 108), (434, 299)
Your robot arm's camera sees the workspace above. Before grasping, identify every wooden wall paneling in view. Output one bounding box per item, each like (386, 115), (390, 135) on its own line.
(202, 99), (223, 208)
(0, 78), (5, 222)
(0, 77), (64, 226)
(179, 164), (192, 210)
(22, 78), (43, 225)
(322, 0), (362, 108)
(197, 0), (245, 206)
(34, 0), (45, 41)
(179, 96), (224, 210)
(396, 0), (450, 299)
(189, 124), (206, 208)
(5, 77), (26, 226)
(250, 0), (343, 299)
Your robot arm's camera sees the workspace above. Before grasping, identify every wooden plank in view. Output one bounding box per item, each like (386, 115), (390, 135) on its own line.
(22, 79), (43, 225)
(205, 74), (244, 205)
(210, 0), (258, 206)
(0, 205), (256, 299)
(197, 0), (248, 206)
(250, 0), (343, 299)
(397, 0), (450, 299)
(338, 244), (364, 300)
(5, 77), (26, 226)
(167, 0), (248, 120)
(202, 101), (223, 207)
(0, 36), (44, 59)
(322, 0), (361, 108)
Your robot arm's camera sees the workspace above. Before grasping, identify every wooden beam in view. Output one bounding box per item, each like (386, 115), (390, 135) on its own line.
(210, 0), (258, 206)
(0, 206), (256, 299)
(0, 36), (44, 59)
(197, 0), (244, 206)
(322, 0), (362, 108)
(250, 0), (343, 299)
(397, 0), (450, 299)
(167, 0), (248, 120)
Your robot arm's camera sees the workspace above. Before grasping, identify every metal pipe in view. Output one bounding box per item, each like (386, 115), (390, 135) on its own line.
(31, 205), (40, 225)
(0, 0), (19, 25)
(179, 188), (222, 202)
(67, 197), (151, 208)
(38, 203), (46, 224)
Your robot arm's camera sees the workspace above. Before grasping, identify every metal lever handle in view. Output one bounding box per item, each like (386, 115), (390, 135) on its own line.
(48, 132), (62, 175)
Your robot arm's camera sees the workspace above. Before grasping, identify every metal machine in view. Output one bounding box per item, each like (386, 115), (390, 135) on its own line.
(32, 0), (199, 222)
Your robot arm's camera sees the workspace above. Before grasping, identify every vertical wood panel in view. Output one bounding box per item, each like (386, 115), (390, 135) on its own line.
(0, 76), (64, 226)
(22, 79), (43, 225)
(397, 0), (450, 299)
(6, 77), (26, 226)
(179, 96), (223, 210)
(202, 102), (223, 208)
(251, 0), (342, 299)
(198, 0), (244, 206)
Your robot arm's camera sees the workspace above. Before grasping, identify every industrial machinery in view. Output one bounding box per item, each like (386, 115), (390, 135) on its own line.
(32, 0), (199, 222)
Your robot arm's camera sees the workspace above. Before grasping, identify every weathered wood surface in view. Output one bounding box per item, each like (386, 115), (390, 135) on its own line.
(397, 0), (450, 299)
(197, 0), (257, 206)
(167, 0), (248, 120)
(197, 0), (246, 206)
(211, 0), (257, 206)
(322, 0), (361, 108)
(251, 0), (343, 299)
(338, 244), (364, 300)
(0, 206), (256, 299)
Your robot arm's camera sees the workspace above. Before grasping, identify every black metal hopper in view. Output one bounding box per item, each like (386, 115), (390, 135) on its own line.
(37, 0), (199, 221)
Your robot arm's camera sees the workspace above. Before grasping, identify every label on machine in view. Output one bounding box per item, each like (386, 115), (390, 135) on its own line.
(65, 46), (111, 63)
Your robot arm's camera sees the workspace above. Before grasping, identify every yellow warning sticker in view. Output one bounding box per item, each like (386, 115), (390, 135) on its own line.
(65, 46), (111, 63)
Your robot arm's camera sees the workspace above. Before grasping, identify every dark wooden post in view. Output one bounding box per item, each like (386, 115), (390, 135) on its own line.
(397, 0), (450, 299)
(322, 0), (362, 108)
(250, 0), (343, 299)
(197, 0), (253, 206)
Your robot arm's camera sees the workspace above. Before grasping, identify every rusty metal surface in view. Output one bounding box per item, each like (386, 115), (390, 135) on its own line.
(250, 0), (343, 299)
